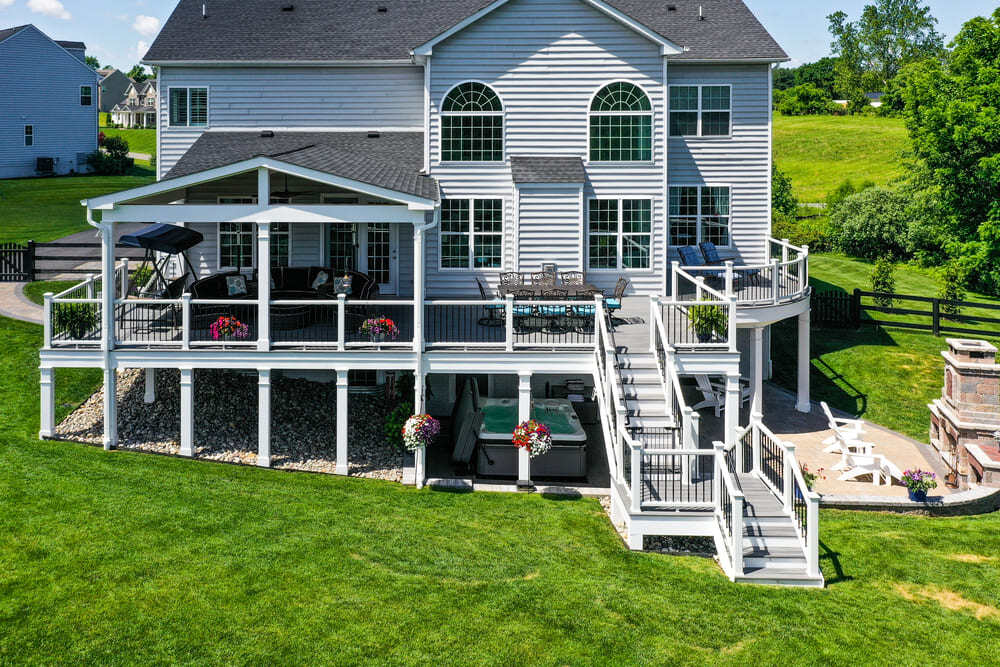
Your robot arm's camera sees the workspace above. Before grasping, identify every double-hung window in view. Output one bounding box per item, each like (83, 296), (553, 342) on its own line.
(669, 85), (731, 137)
(217, 197), (255, 270)
(440, 82), (504, 162)
(169, 87), (208, 127)
(587, 199), (652, 270)
(589, 82), (652, 162)
(24, 125), (33, 147)
(80, 86), (92, 106)
(668, 186), (731, 247)
(440, 199), (503, 269)
(268, 196), (291, 267)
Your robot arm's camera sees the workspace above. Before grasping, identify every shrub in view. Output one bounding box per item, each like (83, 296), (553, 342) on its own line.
(825, 179), (876, 215)
(772, 211), (832, 251)
(86, 136), (132, 175)
(771, 164), (798, 218)
(384, 401), (413, 450)
(828, 187), (909, 260)
(938, 262), (967, 317)
(871, 257), (896, 307)
(53, 304), (98, 340)
(98, 131), (106, 147)
(776, 83), (837, 116)
(104, 136), (129, 160)
(131, 264), (153, 292)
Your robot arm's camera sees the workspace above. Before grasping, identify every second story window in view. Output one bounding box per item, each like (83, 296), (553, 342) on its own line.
(588, 199), (651, 270)
(441, 82), (504, 162)
(589, 82), (652, 162)
(80, 86), (92, 106)
(669, 186), (731, 247)
(669, 85), (731, 137)
(440, 199), (503, 269)
(169, 87), (208, 127)
(24, 125), (33, 146)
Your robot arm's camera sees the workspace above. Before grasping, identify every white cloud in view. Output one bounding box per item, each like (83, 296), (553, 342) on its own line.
(132, 15), (161, 37)
(135, 40), (149, 60)
(0, 0), (15, 8)
(27, 0), (71, 20)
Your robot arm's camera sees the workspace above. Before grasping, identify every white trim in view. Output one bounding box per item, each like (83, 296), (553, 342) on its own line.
(80, 85), (94, 107)
(438, 197), (505, 272)
(166, 85), (210, 128)
(585, 197), (654, 273)
(667, 83), (732, 139)
(586, 80), (655, 164)
(23, 124), (33, 147)
(666, 58), (791, 64)
(667, 183), (733, 249)
(103, 204), (427, 225)
(143, 59), (418, 67)
(438, 81), (506, 165)
(767, 65), (774, 249)
(412, 0), (683, 56)
(662, 56), (670, 294)
(423, 56), (431, 173)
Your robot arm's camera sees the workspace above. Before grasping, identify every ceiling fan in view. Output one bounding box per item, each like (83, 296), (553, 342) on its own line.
(269, 173), (319, 201)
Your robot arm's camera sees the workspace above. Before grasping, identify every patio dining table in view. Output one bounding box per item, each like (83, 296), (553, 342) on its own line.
(497, 283), (602, 298)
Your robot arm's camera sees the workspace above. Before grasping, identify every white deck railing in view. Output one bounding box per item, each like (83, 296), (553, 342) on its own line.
(43, 262), (128, 348)
(671, 238), (810, 308)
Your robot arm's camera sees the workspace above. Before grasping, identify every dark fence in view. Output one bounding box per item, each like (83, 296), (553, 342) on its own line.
(0, 242), (33, 281)
(0, 240), (138, 281)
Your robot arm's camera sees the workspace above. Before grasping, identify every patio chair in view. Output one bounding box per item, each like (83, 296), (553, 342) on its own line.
(500, 272), (524, 292)
(698, 242), (760, 286)
(540, 288), (569, 333)
(691, 374), (750, 417)
(476, 278), (505, 327)
(560, 271), (585, 286)
(677, 246), (726, 282)
(512, 289), (544, 333)
(820, 401), (867, 454)
(603, 277), (628, 329)
(836, 449), (903, 486)
(567, 289), (600, 333)
(532, 271), (556, 288)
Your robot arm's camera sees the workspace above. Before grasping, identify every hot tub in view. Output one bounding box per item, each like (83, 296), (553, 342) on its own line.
(476, 398), (587, 478)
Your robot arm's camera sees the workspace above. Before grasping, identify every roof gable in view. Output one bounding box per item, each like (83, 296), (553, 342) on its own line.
(0, 24), (97, 76)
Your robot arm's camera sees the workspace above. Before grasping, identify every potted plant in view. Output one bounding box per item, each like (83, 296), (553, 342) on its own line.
(402, 414), (440, 451)
(209, 315), (249, 341)
(800, 464), (825, 492)
(54, 303), (98, 340)
(901, 469), (938, 502)
(360, 316), (399, 342)
(688, 304), (728, 343)
(512, 419), (553, 458)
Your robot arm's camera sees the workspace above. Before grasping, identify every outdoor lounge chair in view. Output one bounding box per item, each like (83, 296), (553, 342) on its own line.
(698, 242), (761, 286)
(836, 449), (903, 486)
(691, 374), (751, 417)
(820, 401), (867, 454)
(677, 246), (726, 281)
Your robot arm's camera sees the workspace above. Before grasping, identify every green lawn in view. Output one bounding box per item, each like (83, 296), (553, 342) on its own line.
(100, 127), (156, 157)
(772, 254), (1000, 441)
(0, 168), (154, 243)
(773, 114), (910, 203)
(0, 315), (998, 662)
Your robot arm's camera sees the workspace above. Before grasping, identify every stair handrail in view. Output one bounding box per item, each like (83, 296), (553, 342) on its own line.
(713, 440), (745, 579)
(594, 298), (631, 491)
(648, 296), (691, 430)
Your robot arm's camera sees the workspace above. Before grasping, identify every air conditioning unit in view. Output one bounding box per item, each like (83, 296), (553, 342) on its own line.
(35, 157), (55, 175)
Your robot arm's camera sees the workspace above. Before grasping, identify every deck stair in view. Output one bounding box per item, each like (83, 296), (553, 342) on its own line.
(616, 349), (676, 430)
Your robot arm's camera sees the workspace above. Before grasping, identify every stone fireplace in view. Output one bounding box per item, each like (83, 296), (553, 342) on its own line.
(929, 339), (1000, 488)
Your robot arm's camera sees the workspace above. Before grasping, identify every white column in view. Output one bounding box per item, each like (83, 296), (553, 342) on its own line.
(258, 370), (271, 467)
(144, 367), (156, 404)
(796, 311), (811, 413)
(335, 370), (349, 475)
(39, 367), (54, 439)
(102, 366), (117, 450)
(414, 367), (426, 489)
(99, 223), (115, 353)
(751, 326), (764, 416)
(180, 368), (194, 457)
(413, 222), (426, 352)
(517, 372), (532, 488)
(724, 372), (741, 450)
(256, 221), (271, 352)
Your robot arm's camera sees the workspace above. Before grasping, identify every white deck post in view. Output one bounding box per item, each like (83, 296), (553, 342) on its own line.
(120, 258), (130, 299)
(771, 259), (780, 302)
(102, 366), (117, 450)
(807, 496), (820, 577)
(648, 294), (657, 352)
(179, 368), (194, 457)
(670, 261), (679, 298)
(630, 441), (642, 513)
(39, 367), (54, 439)
(751, 410), (762, 474)
(751, 326), (764, 415)
(517, 371), (532, 488)
(505, 294), (514, 352)
(413, 223), (426, 352)
(686, 409), (700, 483)
(796, 310), (811, 413)
(337, 293), (346, 352)
(100, 224), (114, 353)
(414, 366), (426, 488)
(258, 369), (271, 468)
(783, 443), (796, 513)
(725, 371), (741, 456)
(42, 293), (53, 348)
(181, 294), (191, 350)
(144, 367), (156, 404)
(336, 369), (349, 475)
(256, 221), (271, 352)
(724, 261), (734, 298)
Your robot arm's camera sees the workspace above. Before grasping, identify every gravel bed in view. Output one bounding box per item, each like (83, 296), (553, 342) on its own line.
(55, 368), (403, 481)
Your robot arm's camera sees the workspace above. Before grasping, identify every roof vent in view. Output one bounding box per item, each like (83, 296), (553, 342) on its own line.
(260, 130), (275, 138)
(202, 3), (207, 19)
(699, 5), (705, 20)
(666, 4), (676, 10)
(367, 131), (381, 138)
(377, 6), (388, 13)
(281, 3), (294, 11)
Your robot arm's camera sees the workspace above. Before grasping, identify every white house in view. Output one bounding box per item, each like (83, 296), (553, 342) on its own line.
(39, 0), (821, 586)
(0, 24), (98, 178)
(111, 79), (158, 128)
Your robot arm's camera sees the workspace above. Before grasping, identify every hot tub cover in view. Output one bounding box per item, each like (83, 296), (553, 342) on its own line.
(119, 224), (204, 254)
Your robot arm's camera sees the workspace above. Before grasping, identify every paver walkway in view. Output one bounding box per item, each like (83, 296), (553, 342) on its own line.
(0, 283), (42, 325)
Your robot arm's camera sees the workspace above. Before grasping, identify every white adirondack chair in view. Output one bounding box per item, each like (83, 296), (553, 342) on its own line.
(691, 375), (750, 417)
(820, 401), (866, 453)
(836, 450), (904, 486)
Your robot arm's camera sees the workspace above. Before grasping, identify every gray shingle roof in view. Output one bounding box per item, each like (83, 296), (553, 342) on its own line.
(511, 156), (585, 184)
(144, 0), (786, 63)
(165, 131), (438, 201)
(0, 25), (28, 44)
(56, 40), (86, 50)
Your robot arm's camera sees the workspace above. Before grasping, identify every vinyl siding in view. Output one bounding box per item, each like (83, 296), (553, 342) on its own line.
(0, 26), (98, 178)
(516, 186), (583, 273)
(667, 63), (772, 265)
(157, 65), (424, 178)
(427, 0), (667, 296)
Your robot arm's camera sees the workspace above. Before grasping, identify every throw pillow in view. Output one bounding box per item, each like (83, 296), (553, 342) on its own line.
(311, 270), (329, 290)
(226, 275), (247, 297)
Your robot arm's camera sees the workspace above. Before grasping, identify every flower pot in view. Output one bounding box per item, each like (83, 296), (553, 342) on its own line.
(369, 334), (386, 343)
(696, 331), (712, 343)
(908, 489), (928, 502)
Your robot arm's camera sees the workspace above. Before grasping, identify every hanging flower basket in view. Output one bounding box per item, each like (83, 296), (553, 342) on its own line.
(402, 414), (440, 451)
(513, 419), (553, 458)
(209, 315), (249, 341)
(360, 316), (399, 342)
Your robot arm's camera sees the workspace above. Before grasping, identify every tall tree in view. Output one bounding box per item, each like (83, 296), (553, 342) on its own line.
(85, 55), (100, 70)
(828, 0), (944, 95)
(128, 65), (150, 82)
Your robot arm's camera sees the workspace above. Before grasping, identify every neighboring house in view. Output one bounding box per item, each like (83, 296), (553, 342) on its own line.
(0, 24), (98, 178)
(41, 0), (822, 585)
(97, 68), (132, 113)
(111, 78), (157, 128)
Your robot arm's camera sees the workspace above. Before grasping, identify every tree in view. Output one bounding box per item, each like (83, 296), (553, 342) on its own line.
(828, 0), (944, 99)
(794, 57), (840, 98)
(128, 65), (150, 82)
(772, 164), (798, 218)
(776, 84), (835, 116)
(828, 187), (910, 260)
(85, 55), (100, 70)
(773, 66), (796, 91)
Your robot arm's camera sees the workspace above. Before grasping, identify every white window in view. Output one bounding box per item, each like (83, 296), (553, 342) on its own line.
(440, 83), (504, 162)
(589, 82), (653, 162)
(440, 199), (503, 270)
(169, 87), (208, 127)
(24, 125), (33, 147)
(80, 86), (92, 106)
(216, 196), (291, 268)
(588, 199), (652, 270)
(268, 196), (291, 267)
(669, 85), (731, 137)
(668, 186), (731, 247)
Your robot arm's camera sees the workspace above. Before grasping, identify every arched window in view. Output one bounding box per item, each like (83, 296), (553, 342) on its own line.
(589, 82), (652, 162)
(441, 82), (504, 162)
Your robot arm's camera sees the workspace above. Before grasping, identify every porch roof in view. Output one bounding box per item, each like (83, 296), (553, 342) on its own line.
(511, 156), (585, 184)
(166, 131), (438, 202)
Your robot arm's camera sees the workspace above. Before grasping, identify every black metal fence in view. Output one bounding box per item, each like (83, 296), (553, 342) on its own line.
(0, 242), (33, 281)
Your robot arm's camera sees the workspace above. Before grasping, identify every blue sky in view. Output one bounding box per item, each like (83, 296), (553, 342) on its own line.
(0, 0), (996, 72)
